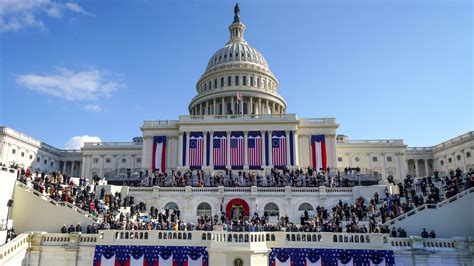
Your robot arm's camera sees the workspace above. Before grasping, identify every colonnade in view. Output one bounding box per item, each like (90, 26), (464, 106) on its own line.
(190, 96), (285, 116)
(60, 160), (81, 177)
(406, 159), (432, 177)
(177, 130), (298, 170)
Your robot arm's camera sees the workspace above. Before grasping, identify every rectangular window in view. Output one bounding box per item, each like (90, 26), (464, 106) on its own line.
(337, 157), (343, 162)
(44, 160), (47, 164)
(214, 78), (217, 88)
(235, 76), (239, 85)
(448, 158), (452, 163)
(456, 155), (461, 161)
(467, 152), (471, 158)
(372, 157), (378, 162)
(93, 158), (99, 163)
(29, 155), (33, 160)
(12, 149), (16, 154)
(228, 76), (231, 86)
(106, 158), (111, 163)
(387, 156), (392, 162)
(221, 77), (224, 87)
(51, 162), (54, 167)
(137, 157), (141, 163)
(243, 76), (247, 85)
(440, 160), (444, 165)
(21, 152), (25, 157)
(37, 157), (40, 162)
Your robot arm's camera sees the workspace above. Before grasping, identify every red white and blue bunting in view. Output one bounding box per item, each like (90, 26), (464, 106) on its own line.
(93, 245), (208, 266)
(269, 248), (395, 266)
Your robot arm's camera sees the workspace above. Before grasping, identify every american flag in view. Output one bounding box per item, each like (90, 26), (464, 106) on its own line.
(189, 133), (203, 169)
(230, 133), (244, 168)
(311, 135), (327, 172)
(272, 133), (287, 167)
(236, 91), (242, 102)
(248, 132), (262, 168)
(213, 132), (227, 169)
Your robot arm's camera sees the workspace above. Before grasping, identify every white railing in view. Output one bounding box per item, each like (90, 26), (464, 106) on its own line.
(178, 114), (298, 122)
(16, 181), (98, 222)
(83, 142), (141, 147)
(124, 185), (357, 194)
(383, 187), (474, 226)
(0, 232), (30, 264)
(96, 230), (390, 249)
(143, 120), (178, 127)
(19, 231), (472, 255)
(432, 131), (474, 152)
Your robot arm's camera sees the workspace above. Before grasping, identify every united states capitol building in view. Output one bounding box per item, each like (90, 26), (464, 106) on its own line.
(0, 5), (473, 266)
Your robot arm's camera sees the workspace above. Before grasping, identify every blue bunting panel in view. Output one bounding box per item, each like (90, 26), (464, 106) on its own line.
(94, 245), (208, 266)
(269, 248), (395, 266)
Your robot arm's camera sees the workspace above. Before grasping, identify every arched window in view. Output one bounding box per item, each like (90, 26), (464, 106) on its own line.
(264, 203), (279, 217)
(228, 76), (231, 86)
(214, 78), (217, 88)
(235, 76), (239, 85)
(165, 202), (179, 210)
(196, 202), (212, 216)
(257, 78), (260, 88)
(121, 158), (127, 163)
(243, 76), (247, 85)
(220, 77), (224, 87)
(298, 203), (314, 211)
(208, 81), (211, 90)
(250, 76), (254, 86)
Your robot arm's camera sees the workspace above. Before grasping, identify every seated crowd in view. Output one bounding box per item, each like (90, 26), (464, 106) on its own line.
(11, 165), (473, 239)
(121, 167), (375, 188)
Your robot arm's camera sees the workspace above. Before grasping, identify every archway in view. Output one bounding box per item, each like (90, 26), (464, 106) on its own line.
(226, 198), (250, 221)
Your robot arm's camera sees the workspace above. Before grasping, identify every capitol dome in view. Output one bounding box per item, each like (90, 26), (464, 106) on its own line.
(205, 40), (270, 73)
(189, 5), (286, 116)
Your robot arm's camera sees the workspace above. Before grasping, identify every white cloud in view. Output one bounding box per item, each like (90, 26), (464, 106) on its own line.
(0, 0), (92, 32)
(16, 67), (120, 101)
(83, 104), (103, 112)
(64, 135), (102, 150)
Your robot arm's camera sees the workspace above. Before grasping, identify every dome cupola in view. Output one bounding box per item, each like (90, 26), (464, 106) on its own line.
(189, 4), (286, 116)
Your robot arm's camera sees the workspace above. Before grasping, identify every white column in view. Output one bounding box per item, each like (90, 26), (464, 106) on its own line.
(178, 133), (183, 167)
(382, 153), (387, 179)
(200, 103), (204, 115)
(222, 97), (226, 115)
(62, 161), (66, 174)
(249, 97), (253, 114)
(213, 99), (217, 115)
(240, 98), (244, 114)
(185, 132), (190, 168)
(226, 131), (231, 168)
(414, 160), (420, 177)
(398, 153), (406, 181)
(244, 131), (248, 169)
(210, 131), (214, 168)
(258, 98), (262, 115)
(368, 153), (372, 171)
(294, 131), (299, 167)
(205, 101), (209, 115)
(424, 159), (429, 176)
(285, 130), (291, 167)
(231, 97), (235, 114)
(268, 130), (273, 167)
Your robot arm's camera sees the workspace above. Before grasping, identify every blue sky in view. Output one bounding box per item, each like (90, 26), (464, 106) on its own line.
(0, 0), (472, 149)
